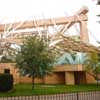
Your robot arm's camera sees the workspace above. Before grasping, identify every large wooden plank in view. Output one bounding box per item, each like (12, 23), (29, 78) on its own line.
(0, 8), (88, 33)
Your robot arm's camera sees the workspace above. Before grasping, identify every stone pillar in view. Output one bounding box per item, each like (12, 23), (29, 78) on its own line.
(80, 21), (89, 42)
(65, 72), (75, 85)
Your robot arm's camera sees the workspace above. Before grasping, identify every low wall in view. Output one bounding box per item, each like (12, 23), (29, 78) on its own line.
(86, 73), (96, 84)
(0, 63), (65, 84)
(44, 72), (65, 84)
(0, 63), (43, 84)
(0, 63), (97, 84)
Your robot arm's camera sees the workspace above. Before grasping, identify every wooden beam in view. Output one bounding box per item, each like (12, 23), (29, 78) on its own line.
(0, 13), (87, 33)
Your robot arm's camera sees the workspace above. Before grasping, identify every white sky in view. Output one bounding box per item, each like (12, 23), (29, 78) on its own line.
(0, 0), (99, 45)
(0, 0), (96, 22)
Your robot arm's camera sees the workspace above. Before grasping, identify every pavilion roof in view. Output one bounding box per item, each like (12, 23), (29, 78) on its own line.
(52, 35), (100, 53)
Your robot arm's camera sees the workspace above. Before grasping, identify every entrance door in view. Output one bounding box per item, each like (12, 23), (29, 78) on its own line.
(74, 71), (86, 84)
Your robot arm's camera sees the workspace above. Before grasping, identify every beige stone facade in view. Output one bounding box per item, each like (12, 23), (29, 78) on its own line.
(0, 63), (97, 85)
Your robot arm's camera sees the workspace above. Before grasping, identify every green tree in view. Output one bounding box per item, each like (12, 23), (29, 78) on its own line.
(15, 35), (55, 89)
(85, 52), (100, 86)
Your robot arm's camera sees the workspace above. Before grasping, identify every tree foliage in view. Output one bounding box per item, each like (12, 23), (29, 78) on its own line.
(85, 52), (100, 86)
(15, 35), (55, 89)
(85, 52), (100, 79)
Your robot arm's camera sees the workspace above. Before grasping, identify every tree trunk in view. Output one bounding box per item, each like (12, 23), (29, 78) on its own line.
(97, 79), (99, 87)
(96, 74), (99, 87)
(32, 76), (35, 89)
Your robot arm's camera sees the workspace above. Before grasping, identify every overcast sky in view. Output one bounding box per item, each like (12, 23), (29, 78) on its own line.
(0, 0), (99, 45)
(0, 0), (98, 22)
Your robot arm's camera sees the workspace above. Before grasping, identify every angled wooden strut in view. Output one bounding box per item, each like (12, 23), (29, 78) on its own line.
(0, 13), (88, 32)
(0, 7), (89, 43)
(0, 7), (99, 53)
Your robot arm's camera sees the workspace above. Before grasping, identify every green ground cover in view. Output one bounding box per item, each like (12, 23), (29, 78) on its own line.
(0, 84), (100, 97)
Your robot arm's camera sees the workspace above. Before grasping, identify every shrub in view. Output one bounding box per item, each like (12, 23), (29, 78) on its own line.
(0, 74), (13, 92)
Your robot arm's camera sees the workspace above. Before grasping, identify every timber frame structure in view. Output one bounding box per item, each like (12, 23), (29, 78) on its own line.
(0, 7), (99, 56)
(0, 7), (100, 85)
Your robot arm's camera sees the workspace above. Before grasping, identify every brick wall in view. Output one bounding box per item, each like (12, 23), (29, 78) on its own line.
(0, 63), (97, 84)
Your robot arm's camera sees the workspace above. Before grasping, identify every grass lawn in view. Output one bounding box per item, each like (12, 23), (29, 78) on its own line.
(0, 84), (100, 97)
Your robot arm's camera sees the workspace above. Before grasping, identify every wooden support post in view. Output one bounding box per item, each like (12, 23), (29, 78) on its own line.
(80, 21), (89, 42)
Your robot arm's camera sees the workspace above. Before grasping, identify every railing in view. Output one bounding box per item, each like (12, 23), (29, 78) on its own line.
(0, 91), (100, 100)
